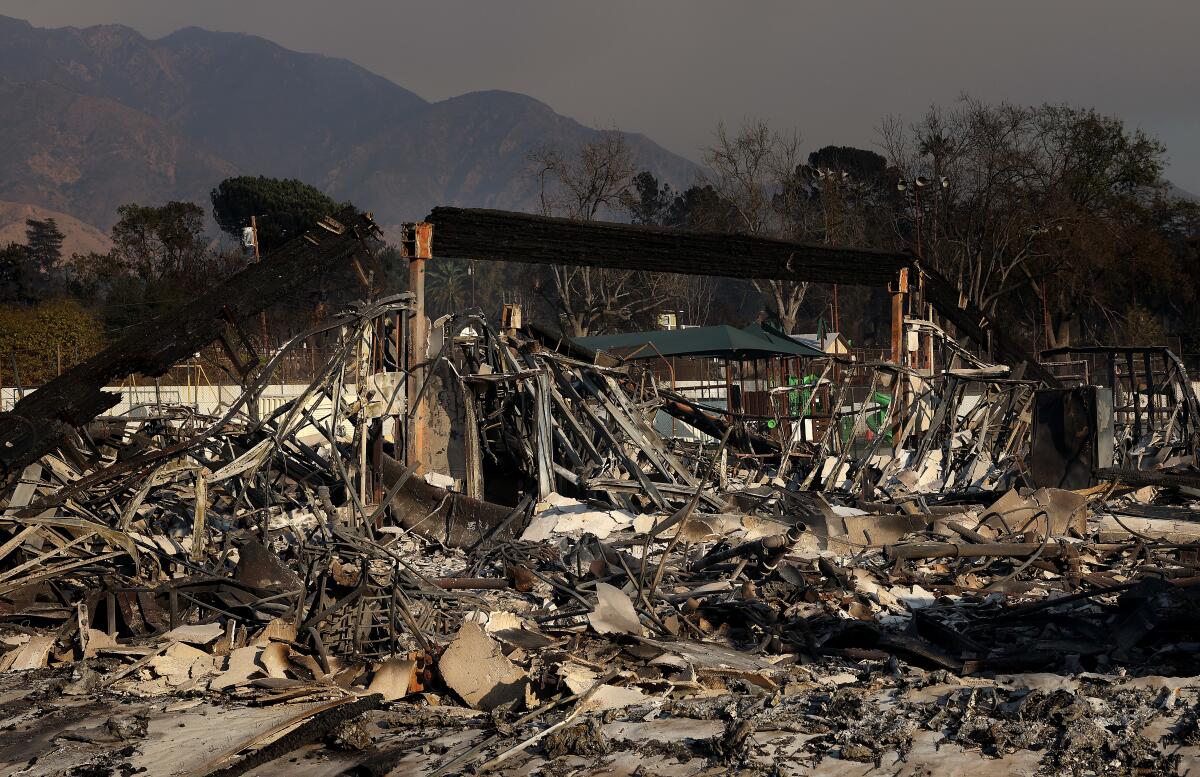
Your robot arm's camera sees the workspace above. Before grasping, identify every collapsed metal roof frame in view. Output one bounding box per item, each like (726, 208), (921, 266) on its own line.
(0, 205), (1057, 486)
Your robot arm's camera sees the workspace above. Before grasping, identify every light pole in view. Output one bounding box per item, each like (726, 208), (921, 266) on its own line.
(895, 175), (949, 263)
(810, 167), (853, 338)
(896, 175), (949, 372)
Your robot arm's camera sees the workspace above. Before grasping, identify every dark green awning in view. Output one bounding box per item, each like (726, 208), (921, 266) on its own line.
(575, 324), (823, 360)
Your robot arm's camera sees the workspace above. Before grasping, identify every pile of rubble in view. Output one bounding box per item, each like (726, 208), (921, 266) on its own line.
(3, 225), (1200, 776)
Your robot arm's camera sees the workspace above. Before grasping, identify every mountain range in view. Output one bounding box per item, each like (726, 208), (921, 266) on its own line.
(0, 14), (700, 246)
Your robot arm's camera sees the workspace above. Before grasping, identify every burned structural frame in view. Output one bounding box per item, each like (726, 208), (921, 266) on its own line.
(425, 207), (1057, 385)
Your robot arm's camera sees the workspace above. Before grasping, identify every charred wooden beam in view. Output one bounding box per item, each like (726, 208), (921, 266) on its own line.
(1094, 467), (1200, 491)
(427, 206), (909, 287)
(0, 210), (382, 482)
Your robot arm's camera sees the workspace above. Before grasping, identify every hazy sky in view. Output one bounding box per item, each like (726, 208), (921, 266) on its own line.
(3, 1), (1198, 192)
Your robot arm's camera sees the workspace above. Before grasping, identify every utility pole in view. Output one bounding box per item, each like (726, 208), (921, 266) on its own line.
(244, 215), (267, 423)
(251, 216), (268, 357)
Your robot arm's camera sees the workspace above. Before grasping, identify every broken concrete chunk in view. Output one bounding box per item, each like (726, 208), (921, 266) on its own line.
(368, 656), (418, 702)
(164, 622), (224, 646)
(583, 683), (651, 713)
(560, 663), (601, 695)
(83, 629), (118, 659)
(251, 617), (299, 648)
(439, 621), (526, 711)
(588, 582), (643, 636)
(521, 493), (636, 541)
(464, 609), (525, 633)
(8, 634), (54, 671)
(559, 664), (650, 711)
(890, 584), (938, 611)
(210, 646), (263, 690)
(149, 642), (214, 686)
(0, 633), (31, 651)
(259, 642), (291, 679)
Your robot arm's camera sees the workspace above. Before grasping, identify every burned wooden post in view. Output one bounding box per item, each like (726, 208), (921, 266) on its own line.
(889, 268), (908, 367)
(889, 268), (910, 442)
(401, 222), (433, 474)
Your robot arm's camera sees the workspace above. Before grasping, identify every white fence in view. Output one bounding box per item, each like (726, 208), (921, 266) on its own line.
(1, 383), (322, 418)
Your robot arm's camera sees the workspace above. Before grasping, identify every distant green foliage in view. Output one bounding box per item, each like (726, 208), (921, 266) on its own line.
(2, 221), (68, 306)
(627, 172), (738, 230)
(0, 298), (104, 385)
(111, 201), (208, 278)
(210, 176), (350, 254)
(426, 259), (471, 318)
(0, 243), (31, 304)
(806, 146), (890, 184)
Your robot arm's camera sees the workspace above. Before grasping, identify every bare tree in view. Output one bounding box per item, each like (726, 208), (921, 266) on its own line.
(882, 100), (1049, 317)
(534, 131), (635, 221)
(531, 131), (675, 335)
(677, 273), (718, 327)
(881, 97), (1176, 348)
(702, 120), (809, 333)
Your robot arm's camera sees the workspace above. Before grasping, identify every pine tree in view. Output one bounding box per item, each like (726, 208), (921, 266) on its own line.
(24, 218), (64, 272)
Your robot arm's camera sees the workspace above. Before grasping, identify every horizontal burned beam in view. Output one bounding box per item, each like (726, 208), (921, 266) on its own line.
(427, 207), (910, 287)
(0, 211), (382, 481)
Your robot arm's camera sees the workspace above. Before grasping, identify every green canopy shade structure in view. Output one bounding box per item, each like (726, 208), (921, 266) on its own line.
(575, 324), (824, 361)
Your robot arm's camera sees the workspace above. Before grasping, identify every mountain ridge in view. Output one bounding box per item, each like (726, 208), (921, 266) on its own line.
(0, 15), (701, 236)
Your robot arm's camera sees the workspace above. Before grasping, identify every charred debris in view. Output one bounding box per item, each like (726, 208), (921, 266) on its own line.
(2, 210), (1200, 775)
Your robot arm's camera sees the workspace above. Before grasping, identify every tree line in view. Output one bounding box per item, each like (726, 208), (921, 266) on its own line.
(2, 97), (1198, 386)
(527, 98), (1199, 354)
(0, 177), (378, 385)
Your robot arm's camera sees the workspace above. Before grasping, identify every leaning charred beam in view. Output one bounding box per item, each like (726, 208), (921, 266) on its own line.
(654, 386), (780, 455)
(919, 264), (1058, 385)
(427, 207), (910, 287)
(0, 210), (381, 481)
